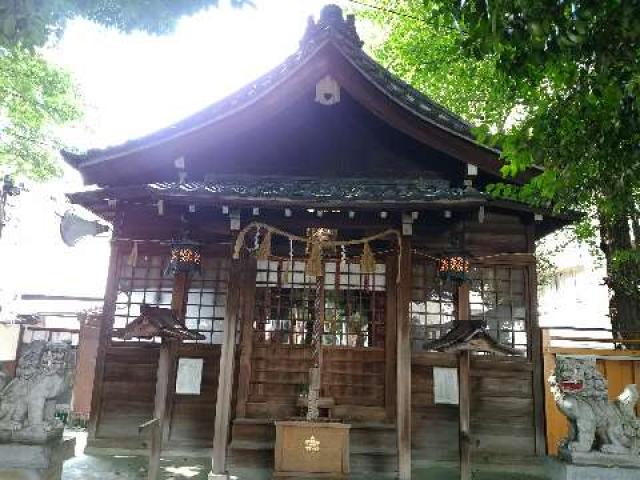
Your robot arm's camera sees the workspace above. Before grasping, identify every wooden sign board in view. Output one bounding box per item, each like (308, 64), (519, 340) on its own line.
(175, 358), (203, 395)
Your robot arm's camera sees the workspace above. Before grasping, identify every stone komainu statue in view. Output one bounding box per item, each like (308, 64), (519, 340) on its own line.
(0, 341), (74, 443)
(549, 357), (640, 456)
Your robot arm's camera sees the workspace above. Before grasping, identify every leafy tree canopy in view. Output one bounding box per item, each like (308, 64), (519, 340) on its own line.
(0, 0), (250, 49)
(0, 46), (80, 179)
(367, 0), (640, 336)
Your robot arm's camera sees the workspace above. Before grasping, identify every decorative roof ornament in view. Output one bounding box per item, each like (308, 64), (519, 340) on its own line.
(315, 75), (341, 106)
(424, 320), (520, 356)
(120, 304), (205, 342)
(301, 4), (364, 49)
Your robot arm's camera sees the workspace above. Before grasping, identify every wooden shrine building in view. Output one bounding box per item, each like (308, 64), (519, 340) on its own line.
(64, 5), (570, 479)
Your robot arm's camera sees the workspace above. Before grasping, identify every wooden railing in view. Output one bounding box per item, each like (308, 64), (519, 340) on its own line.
(541, 326), (640, 455)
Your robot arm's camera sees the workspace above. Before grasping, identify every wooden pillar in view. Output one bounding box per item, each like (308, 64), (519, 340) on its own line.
(528, 262), (547, 456)
(456, 279), (471, 480)
(87, 238), (121, 443)
(458, 350), (471, 480)
(385, 255), (398, 422)
(235, 258), (257, 419)
(162, 273), (189, 442)
(147, 272), (188, 480)
(396, 239), (412, 480)
(210, 259), (244, 478)
(148, 338), (178, 480)
(71, 313), (100, 419)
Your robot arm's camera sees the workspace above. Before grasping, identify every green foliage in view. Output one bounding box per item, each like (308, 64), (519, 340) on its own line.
(364, 0), (528, 129)
(0, 0), (252, 50)
(368, 0), (640, 333)
(0, 47), (80, 179)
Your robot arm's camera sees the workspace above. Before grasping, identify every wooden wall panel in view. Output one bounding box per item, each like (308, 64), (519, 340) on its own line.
(168, 344), (221, 443)
(95, 345), (158, 442)
(90, 343), (222, 448)
(411, 353), (537, 465)
(246, 344), (387, 419)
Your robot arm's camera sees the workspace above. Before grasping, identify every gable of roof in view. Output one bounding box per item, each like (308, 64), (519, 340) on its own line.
(63, 5), (502, 181)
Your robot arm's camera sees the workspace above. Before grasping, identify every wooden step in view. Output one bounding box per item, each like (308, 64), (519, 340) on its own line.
(232, 418), (275, 444)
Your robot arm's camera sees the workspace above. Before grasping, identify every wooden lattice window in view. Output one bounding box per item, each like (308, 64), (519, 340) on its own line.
(183, 258), (230, 344)
(254, 259), (386, 347)
(469, 265), (529, 354)
(323, 261), (386, 348)
(254, 259), (315, 345)
(410, 259), (456, 350)
(113, 254), (174, 342)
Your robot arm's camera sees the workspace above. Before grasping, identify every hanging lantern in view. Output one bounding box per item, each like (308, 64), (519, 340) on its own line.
(167, 239), (201, 275)
(437, 253), (470, 283)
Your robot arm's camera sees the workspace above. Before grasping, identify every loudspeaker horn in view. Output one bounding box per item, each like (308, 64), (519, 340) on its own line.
(60, 210), (110, 246)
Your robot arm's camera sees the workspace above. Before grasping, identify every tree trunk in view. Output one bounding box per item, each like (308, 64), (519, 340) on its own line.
(599, 211), (640, 341)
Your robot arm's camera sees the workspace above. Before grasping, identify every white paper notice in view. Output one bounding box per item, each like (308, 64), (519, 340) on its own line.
(433, 367), (459, 405)
(175, 358), (203, 395)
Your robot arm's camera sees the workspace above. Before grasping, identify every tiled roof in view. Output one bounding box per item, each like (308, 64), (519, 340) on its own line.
(424, 320), (520, 356)
(150, 177), (482, 202)
(119, 305), (204, 341)
(68, 176), (487, 207)
(62, 5), (484, 168)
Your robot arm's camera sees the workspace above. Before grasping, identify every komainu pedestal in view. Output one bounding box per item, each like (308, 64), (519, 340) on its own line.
(0, 437), (75, 480)
(0, 341), (75, 480)
(547, 357), (640, 479)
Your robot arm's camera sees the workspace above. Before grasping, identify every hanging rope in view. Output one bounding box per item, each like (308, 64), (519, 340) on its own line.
(412, 249), (536, 262)
(232, 221), (403, 282)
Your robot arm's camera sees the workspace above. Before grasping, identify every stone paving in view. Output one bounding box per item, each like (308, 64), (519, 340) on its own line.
(61, 431), (550, 480)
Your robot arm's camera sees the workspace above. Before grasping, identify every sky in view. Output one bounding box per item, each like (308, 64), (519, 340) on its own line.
(51, 0), (341, 152)
(1, 0), (355, 318)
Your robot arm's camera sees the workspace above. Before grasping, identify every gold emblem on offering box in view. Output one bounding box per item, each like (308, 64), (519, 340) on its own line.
(304, 435), (320, 453)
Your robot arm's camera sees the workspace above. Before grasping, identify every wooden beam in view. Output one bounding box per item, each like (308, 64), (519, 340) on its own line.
(456, 283), (470, 321)
(458, 350), (471, 480)
(148, 338), (178, 480)
(87, 238), (121, 443)
(171, 273), (189, 321)
(385, 255), (398, 422)
(396, 238), (412, 480)
(235, 258), (257, 418)
(162, 272), (189, 443)
(210, 259), (244, 477)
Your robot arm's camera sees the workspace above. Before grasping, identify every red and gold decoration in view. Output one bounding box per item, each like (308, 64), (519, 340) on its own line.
(437, 253), (470, 283)
(167, 239), (202, 275)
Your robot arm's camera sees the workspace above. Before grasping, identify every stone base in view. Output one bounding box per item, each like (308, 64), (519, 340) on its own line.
(0, 437), (75, 480)
(546, 457), (640, 480)
(208, 473), (230, 480)
(558, 448), (640, 468)
(0, 425), (64, 444)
